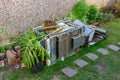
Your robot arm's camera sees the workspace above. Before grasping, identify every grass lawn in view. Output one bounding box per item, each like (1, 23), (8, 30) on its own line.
(1, 18), (120, 80)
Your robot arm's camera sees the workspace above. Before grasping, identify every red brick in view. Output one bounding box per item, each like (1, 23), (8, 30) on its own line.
(0, 60), (5, 67)
(6, 50), (17, 65)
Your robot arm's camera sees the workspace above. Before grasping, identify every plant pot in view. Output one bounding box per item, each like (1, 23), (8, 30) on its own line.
(31, 59), (44, 73)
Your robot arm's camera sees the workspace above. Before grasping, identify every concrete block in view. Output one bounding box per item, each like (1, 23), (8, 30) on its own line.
(97, 48), (109, 55)
(108, 44), (120, 51)
(62, 67), (77, 78)
(74, 59), (88, 68)
(85, 53), (99, 61)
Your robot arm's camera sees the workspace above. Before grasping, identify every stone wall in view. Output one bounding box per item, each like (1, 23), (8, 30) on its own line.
(0, 0), (118, 45)
(87, 0), (120, 8)
(0, 0), (77, 37)
(87, 0), (116, 8)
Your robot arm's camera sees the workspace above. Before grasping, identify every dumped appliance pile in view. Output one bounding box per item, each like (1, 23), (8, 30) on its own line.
(33, 19), (107, 65)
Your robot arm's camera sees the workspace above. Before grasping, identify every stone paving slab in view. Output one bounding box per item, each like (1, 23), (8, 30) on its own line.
(61, 67), (77, 78)
(74, 59), (88, 68)
(85, 53), (99, 61)
(95, 61), (106, 73)
(97, 48), (109, 55)
(0, 72), (3, 80)
(118, 42), (120, 46)
(108, 44), (120, 51)
(52, 76), (60, 80)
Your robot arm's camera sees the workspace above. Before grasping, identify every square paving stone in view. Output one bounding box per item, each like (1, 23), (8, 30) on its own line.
(108, 44), (120, 51)
(85, 53), (99, 61)
(61, 67), (77, 78)
(52, 76), (60, 80)
(74, 59), (88, 68)
(97, 48), (109, 55)
(0, 72), (4, 80)
(118, 42), (120, 46)
(95, 61), (106, 73)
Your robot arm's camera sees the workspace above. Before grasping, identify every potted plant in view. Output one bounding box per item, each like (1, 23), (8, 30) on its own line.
(16, 30), (49, 73)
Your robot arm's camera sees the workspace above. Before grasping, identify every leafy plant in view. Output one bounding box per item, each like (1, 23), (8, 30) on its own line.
(65, 12), (76, 22)
(0, 42), (16, 53)
(16, 30), (49, 69)
(97, 13), (114, 22)
(72, 0), (89, 23)
(87, 4), (99, 24)
(0, 28), (8, 41)
(0, 28), (8, 36)
(36, 32), (47, 41)
(0, 46), (6, 53)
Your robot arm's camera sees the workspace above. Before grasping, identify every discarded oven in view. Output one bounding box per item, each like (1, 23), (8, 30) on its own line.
(33, 19), (105, 65)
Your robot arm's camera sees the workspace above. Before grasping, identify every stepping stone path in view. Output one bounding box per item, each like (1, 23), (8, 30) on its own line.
(74, 59), (88, 68)
(0, 72), (3, 80)
(95, 61), (106, 73)
(118, 42), (120, 46)
(85, 53), (99, 61)
(52, 76), (60, 80)
(97, 48), (109, 55)
(61, 67), (77, 78)
(108, 44), (120, 51)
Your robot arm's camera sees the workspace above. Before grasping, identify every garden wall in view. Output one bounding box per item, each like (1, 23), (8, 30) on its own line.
(0, 0), (77, 37)
(87, 0), (116, 8)
(0, 0), (119, 45)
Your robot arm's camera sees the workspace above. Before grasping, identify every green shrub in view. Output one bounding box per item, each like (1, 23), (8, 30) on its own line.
(87, 4), (99, 24)
(97, 13), (114, 22)
(65, 12), (76, 22)
(70, 0), (113, 23)
(0, 43), (16, 53)
(0, 28), (8, 41)
(72, 0), (88, 23)
(0, 46), (6, 53)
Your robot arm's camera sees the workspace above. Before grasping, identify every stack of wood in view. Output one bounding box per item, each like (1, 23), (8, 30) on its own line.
(43, 20), (57, 32)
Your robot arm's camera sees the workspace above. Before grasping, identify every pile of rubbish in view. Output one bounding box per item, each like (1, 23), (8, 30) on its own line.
(33, 19), (107, 65)
(0, 19), (107, 68)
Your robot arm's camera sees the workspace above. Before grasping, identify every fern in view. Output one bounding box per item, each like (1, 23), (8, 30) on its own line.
(16, 30), (49, 69)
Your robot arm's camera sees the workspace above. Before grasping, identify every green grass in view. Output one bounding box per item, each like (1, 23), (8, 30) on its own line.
(1, 18), (120, 80)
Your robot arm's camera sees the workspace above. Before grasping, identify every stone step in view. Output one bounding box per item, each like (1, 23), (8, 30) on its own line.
(108, 44), (120, 51)
(85, 53), (99, 61)
(118, 42), (120, 46)
(0, 72), (4, 80)
(61, 67), (77, 78)
(74, 59), (88, 68)
(97, 48), (109, 55)
(52, 76), (60, 80)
